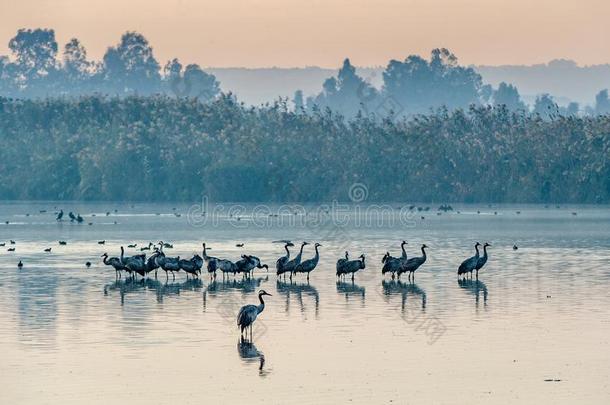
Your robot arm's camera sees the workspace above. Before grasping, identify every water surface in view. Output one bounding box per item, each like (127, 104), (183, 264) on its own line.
(1, 202), (609, 404)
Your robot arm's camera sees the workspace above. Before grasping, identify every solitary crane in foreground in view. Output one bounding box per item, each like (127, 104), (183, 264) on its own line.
(458, 242), (480, 279)
(237, 290), (272, 338)
(475, 242), (490, 279)
(294, 242), (321, 281)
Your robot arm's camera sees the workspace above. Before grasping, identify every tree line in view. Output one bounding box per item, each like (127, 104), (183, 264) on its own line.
(2, 28), (610, 118)
(0, 95), (608, 203)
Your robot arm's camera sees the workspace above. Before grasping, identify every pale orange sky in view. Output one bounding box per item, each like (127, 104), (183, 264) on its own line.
(0, 0), (607, 68)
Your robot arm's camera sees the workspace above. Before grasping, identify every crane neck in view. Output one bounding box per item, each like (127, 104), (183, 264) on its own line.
(284, 243), (291, 257)
(258, 294), (266, 312)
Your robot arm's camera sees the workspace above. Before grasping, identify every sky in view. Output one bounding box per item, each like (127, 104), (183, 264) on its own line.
(0, 0), (608, 68)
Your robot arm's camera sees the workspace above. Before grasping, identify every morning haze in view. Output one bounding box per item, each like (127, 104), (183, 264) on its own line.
(1, 0), (608, 67)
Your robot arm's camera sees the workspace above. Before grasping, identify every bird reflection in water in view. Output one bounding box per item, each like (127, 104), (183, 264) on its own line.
(381, 279), (427, 312)
(458, 278), (488, 307)
(202, 276), (268, 310)
(237, 336), (269, 377)
(336, 279), (365, 304)
(275, 279), (320, 316)
(103, 277), (203, 304)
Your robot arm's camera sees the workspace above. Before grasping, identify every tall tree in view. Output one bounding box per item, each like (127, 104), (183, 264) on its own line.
(594, 89), (610, 115)
(62, 38), (92, 92)
(493, 82), (526, 111)
(382, 48), (483, 115)
(102, 31), (161, 94)
(309, 58), (377, 117)
(533, 94), (558, 120)
(8, 28), (58, 94)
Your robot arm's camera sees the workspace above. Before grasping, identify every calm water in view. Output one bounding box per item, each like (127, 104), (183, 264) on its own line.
(1, 202), (609, 404)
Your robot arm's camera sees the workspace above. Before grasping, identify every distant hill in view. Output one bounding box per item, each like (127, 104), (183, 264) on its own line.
(207, 60), (610, 107)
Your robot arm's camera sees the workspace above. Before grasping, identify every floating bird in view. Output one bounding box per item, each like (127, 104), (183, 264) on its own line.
(44, 247), (52, 252)
(58, 241), (67, 245)
(237, 290), (272, 338)
(294, 243), (321, 281)
(56, 210), (64, 221)
(0, 242), (4, 246)
(69, 212), (76, 221)
(458, 242), (480, 279)
(98, 240), (105, 245)
(397, 244), (428, 280)
(236, 243), (244, 248)
(127, 244), (137, 248)
(76, 215), (84, 223)
(475, 243), (490, 279)
(275, 241), (294, 278)
(513, 244), (518, 250)
(7, 247), (15, 252)
(85, 261), (91, 268)
(140, 242), (153, 251)
(336, 254), (366, 281)
(10, 240), (15, 244)
(17, 260), (23, 268)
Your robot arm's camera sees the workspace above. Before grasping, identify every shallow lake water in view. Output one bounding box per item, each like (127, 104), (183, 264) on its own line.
(0, 201), (609, 404)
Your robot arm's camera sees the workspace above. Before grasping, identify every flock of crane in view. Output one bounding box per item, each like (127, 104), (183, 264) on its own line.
(13, 238), (492, 337)
(99, 240), (490, 283)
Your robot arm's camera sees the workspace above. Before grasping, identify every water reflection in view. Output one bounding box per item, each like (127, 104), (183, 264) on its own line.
(18, 272), (58, 348)
(381, 280), (427, 311)
(457, 279), (488, 307)
(103, 278), (203, 304)
(237, 336), (269, 377)
(275, 280), (320, 316)
(336, 280), (365, 304)
(202, 276), (268, 310)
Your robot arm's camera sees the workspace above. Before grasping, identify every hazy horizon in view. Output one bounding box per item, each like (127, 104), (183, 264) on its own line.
(2, 0), (609, 68)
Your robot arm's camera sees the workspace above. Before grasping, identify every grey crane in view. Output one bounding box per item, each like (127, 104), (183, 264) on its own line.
(275, 241), (294, 278)
(397, 244), (428, 280)
(336, 251), (349, 273)
(56, 210), (63, 221)
(161, 254), (182, 281)
(202, 243), (220, 278)
(337, 254), (366, 281)
(475, 242), (490, 279)
(284, 241), (308, 280)
(236, 255), (269, 278)
(179, 254), (203, 279)
(237, 290), (272, 338)
(382, 251), (402, 278)
(102, 252), (126, 278)
(458, 242), (480, 279)
(294, 243), (321, 281)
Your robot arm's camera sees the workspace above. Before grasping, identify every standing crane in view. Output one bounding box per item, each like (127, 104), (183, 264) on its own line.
(237, 290), (272, 339)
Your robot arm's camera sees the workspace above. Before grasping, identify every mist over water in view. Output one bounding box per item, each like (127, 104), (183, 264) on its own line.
(0, 202), (609, 404)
